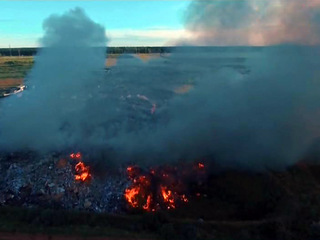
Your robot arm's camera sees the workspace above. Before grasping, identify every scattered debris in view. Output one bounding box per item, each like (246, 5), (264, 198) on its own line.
(0, 152), (127, 213)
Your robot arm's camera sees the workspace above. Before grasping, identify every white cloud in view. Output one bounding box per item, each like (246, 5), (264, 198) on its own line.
(0, 33), (42, 48)
(106, 28), (194, 46)
(0, 29), (194, 48)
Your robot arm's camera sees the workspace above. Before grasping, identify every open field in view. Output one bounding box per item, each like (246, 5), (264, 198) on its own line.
(0, 54), (165, 98)
(0, 54), (163, 87)
(0, 56), (34, 80)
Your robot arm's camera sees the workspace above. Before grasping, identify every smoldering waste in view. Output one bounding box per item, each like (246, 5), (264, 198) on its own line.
(0, 152), (126, 212)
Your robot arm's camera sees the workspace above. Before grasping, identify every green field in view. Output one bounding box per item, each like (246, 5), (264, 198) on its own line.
(0, 56), (34, 80)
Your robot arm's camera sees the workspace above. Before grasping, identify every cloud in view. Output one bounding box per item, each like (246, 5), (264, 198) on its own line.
(0, 34), (42, 48)
(107, 28), (193, 46)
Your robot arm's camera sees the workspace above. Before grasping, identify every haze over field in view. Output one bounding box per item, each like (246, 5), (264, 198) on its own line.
(1, 1), (320, 170)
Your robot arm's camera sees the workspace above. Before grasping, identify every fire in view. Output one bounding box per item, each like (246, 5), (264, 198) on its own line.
(124, 167), (154, 211)
(143, 195), (152, 210)
(70, 152), (91, 182)
(124, 165), (190, 212)
(75, 162), (91, 181)
(125, 187), (140, 208)
(160, 186), (176, 209)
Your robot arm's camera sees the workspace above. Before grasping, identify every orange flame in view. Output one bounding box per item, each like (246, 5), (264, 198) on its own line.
(75, 161), (91, 182)
(125, 187), (140, 208)
(124, 172), (153, 211)
(143, 195), (152, 211)
(161, 186), (176, 209)
(124, 166), (189, 212)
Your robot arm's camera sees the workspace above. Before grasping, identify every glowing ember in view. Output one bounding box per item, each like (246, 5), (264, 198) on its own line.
(181, 194), (189, 203)
(198, 163), (205, 169)
(70, 152), (81, 159)
(70, 152), (91, 182)
(143, 195), (152, 210)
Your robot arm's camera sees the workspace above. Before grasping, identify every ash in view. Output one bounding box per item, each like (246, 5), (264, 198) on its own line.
(0, 152), (128, 213)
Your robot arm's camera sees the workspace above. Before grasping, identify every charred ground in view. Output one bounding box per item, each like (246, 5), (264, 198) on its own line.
(1, 151), (320, 239)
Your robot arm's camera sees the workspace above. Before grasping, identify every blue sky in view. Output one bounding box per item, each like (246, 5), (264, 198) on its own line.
(0, 1), (191, 47)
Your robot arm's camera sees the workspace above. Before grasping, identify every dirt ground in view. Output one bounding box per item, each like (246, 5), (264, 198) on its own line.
(0, 78), (24, 89)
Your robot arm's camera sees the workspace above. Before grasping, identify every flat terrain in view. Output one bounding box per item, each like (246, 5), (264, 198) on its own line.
(2, 50), (320, 239)
(0, 54), (163, 90)
(0, 56), (33, 80)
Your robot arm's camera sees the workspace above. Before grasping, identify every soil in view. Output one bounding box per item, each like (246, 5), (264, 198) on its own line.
(0, 78), (24, 89)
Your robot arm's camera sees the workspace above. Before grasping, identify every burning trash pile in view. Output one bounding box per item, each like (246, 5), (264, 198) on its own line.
(0, 151), (208, 214)
(70, 152), (91, 182)
(124, 162), (207, 212)
(0, 152), (127, 213)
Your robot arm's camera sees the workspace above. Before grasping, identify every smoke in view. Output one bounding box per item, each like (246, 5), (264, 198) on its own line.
(2, 7), (320, 170)
(0, 8), (107, 151)
(183, 0), (320, 46)
(104, 46), (320, 169)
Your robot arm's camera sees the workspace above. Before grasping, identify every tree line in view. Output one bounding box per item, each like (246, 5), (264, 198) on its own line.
(0, 47), (173, 57)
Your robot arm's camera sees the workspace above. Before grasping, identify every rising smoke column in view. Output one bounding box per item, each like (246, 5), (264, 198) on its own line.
(183, 0), (320, 46)
(0, 8), (107, 151)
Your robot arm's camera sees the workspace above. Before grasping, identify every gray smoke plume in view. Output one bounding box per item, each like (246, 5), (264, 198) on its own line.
(1, 7), (320, 171)
(0, 8), (107, 151)
(103, 46), (320, 170)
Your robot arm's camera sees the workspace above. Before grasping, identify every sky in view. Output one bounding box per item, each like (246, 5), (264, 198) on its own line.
(2, 0), (320, 48)
(0, 1), (191, 47)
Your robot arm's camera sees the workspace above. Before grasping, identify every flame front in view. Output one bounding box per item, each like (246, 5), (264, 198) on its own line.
(124, 165), (190, 212)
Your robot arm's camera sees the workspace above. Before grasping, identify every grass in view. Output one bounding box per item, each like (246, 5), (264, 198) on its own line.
(0, 54), (163, 91)
(0, 56), (34, 80)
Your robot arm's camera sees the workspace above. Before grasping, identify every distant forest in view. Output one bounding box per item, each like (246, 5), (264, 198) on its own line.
(0, 47), (171, 56)
(0, 46), (265, 57)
